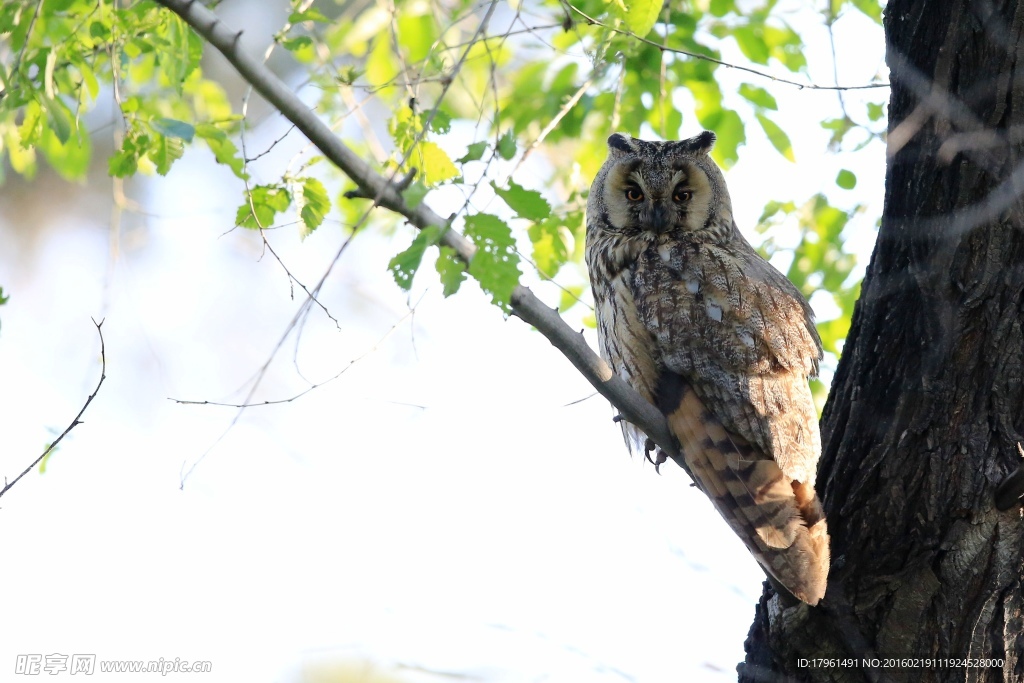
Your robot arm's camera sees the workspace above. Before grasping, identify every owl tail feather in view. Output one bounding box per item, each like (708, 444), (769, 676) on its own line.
(660, 379), (830, 606)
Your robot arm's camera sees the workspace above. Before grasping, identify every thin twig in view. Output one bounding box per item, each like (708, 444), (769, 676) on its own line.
(243, 123), (297, 163)
(0, 319), (107, 501)
(564, 392), (598, 407)
(169, 301), (420, 410)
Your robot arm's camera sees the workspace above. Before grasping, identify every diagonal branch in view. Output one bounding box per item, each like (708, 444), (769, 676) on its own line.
(152, 0), (681, 466)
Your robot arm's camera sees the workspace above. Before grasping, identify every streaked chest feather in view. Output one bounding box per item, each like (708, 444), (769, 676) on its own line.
(593, 268), (660, 403)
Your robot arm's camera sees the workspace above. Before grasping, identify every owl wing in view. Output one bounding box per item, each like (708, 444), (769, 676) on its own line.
(656, 372), (829, 604)
(632, 237), (829, 605)
(638, 238), (823, 483)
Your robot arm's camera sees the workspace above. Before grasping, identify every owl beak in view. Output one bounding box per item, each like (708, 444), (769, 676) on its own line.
(649, 203), (671, 233)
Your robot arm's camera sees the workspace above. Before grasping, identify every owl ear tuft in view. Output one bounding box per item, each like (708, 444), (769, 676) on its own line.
(607, 133), (634, 153)
(690, 130), (716, 154)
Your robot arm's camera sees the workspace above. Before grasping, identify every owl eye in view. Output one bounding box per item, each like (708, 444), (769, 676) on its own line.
(625, 186), (644, 202)
(673, 187), (693, 203)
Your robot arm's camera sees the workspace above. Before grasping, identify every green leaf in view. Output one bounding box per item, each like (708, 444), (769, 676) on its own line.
(738, 83), (778, 110)
(755, 112), (795, 162)
(528, 217), (569, 276)
(388, 225), (442, 291)
(850, 0), (882, 23)
(281, 36), (313, 52)
(812, 194), (850, 241)
(733, 25), (770, 65)
(366, 34), (399, 93)
(43, 97), (72, 145)
(615, 0), (661, 37)
(0, 284), (8, 333)
(402, 180), (429, 209)
(19, 101), (44, 146)
(77, 60), (100, 100)
(709, 0), (732, 16)
(756, 199), (796, 226)
(289, 8), (330, 23)
(436, 246), (467, 297)
(109, 138), (141, 178)
(491, 179), (551, 221)
(559, 284), (585, 313)
(427, 110), (451, 135)
(39, 443), (56, 473)
(821, 116), (855, 147)
(866, 102), (885, 122)
(151, 117), (195, 142)
(235, 185), (291, 229)
(207, 136), (247, 178)
(708, 109), (745, 168)
(458, 141), (487, 163)
(108, 149), (138, 178)
(418, 141), (459, 186)
(817, 316), (852, 356)
(496, 130), (516, 160)
(195, 124), (247, 179)
(335, 65), (362, 85)
(37, 114), (91, 182)
(151, 134), (184, 176)
(761, 24), (806, 72)
(397, 12), (437, 63)
(6, 127), (38, 179)
(836, 169), (857, 189)
(463, 213), (521, 313)
(43, 46), (57, 99)
(0, 4), (20, 34)
(298, 177), (330, 237)
(123, 39), (142, 59)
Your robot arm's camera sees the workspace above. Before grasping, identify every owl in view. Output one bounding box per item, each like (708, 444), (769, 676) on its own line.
(585, 131), (830, 605)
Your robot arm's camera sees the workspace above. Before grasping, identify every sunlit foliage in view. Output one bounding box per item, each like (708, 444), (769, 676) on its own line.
(0, 0), (886, 361)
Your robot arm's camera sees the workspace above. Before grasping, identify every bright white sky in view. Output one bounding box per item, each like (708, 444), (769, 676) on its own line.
(0, 3), (885, 681)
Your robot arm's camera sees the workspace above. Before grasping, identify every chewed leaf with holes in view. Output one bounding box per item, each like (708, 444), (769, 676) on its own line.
(463, 214), (522, 313)
(388, 226), (443, 291)
(436, 246), (467, 297)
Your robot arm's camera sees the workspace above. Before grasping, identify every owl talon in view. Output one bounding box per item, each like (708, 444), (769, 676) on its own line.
(654, 449), (668, 474)
(642, 439), (668, 473)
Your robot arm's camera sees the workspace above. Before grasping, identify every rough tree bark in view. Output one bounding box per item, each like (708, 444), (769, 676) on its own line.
(740, 1), (1024, 681)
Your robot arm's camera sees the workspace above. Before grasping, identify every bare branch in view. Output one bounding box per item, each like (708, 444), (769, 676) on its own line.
(152, 0), (682, 466)
(0, 319), (107, 502)
(169, 299), (421, 409)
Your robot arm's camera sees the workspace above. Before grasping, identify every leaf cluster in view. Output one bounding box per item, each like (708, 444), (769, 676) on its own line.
(0, 0), (885, 348)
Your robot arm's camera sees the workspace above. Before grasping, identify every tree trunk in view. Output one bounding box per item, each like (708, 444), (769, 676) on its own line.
(739, 1), (1024, 680)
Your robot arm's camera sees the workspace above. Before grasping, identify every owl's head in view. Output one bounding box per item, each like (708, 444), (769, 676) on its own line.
(589, 131), (734, 242)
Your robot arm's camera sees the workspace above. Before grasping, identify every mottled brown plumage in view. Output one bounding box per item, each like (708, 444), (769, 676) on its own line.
(585, 132), (830, 605)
